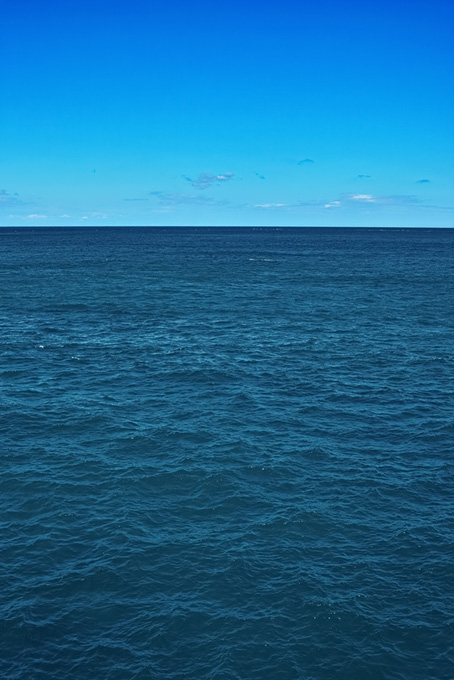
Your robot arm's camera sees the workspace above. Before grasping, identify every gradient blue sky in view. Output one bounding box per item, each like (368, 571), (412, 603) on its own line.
(1, 0), (453, 226)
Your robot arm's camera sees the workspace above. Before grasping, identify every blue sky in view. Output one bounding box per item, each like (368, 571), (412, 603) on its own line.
(1, 0), (453, 226)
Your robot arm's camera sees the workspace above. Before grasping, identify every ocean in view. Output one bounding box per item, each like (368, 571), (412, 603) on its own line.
(1, 227), (453, 679)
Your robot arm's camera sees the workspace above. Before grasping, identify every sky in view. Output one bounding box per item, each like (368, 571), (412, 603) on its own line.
(1, 0), (453, 227)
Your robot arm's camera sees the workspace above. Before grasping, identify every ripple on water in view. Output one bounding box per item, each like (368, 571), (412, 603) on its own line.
(1, 228), (453, 680)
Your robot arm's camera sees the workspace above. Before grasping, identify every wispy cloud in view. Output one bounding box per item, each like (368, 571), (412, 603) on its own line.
(184, 172), (234, 189)
(297, 158), (315, 165)
(250, 199), (322, 210)
(150, 191), (229, 207)
(0, 189), (24, 207)
(26, 214), (47, 219)
(356, 174), (371, 179)
(350, 194), (376, 202)
(250, 194), (422, 211)
(416, 179), (430, 184)
(364, 194), (418, 205)
(75, 212), (109, 221)
(254, 203), (287, 208)
(341, 193), (419, 206)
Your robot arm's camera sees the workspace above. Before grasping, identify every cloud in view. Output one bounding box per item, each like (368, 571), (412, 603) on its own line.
(184, 172), (234, 189)
(252, 199), (323, 209)
(356, 174), (371, 179)
(341, 193), (419, 206)
(75, 212), (108, 221)
(26, 214), (47, 219)
(297, 158), (315, 165)
(254, 203), (287, 208)
(0, 189), (24, 207)
(150, 191), (229, 207)
(351, 194), (376, 202)
(248, 193), (427, 212)
(416, 179), (430, 183)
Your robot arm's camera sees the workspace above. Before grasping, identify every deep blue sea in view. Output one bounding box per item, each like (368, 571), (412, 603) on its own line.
(1, 227), (453, 680)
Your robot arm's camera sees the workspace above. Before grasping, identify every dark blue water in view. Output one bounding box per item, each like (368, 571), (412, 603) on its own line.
(1, 227), (453, 680)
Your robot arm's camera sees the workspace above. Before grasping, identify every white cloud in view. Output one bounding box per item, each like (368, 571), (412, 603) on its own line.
(185, 172), (234, 189)
(324, 194), (419, 208)
(254, 203), (287, 208)
(351, 194), (376, 202)
(347, 194), (419, 206)
(150, 191), (228, 207)
(27, 214), (47, 219)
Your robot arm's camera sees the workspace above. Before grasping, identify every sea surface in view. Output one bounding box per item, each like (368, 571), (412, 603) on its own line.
(1, 227), (453, 680)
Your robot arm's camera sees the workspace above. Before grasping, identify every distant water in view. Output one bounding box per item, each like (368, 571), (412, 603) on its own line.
(1, 227), (453, 680)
